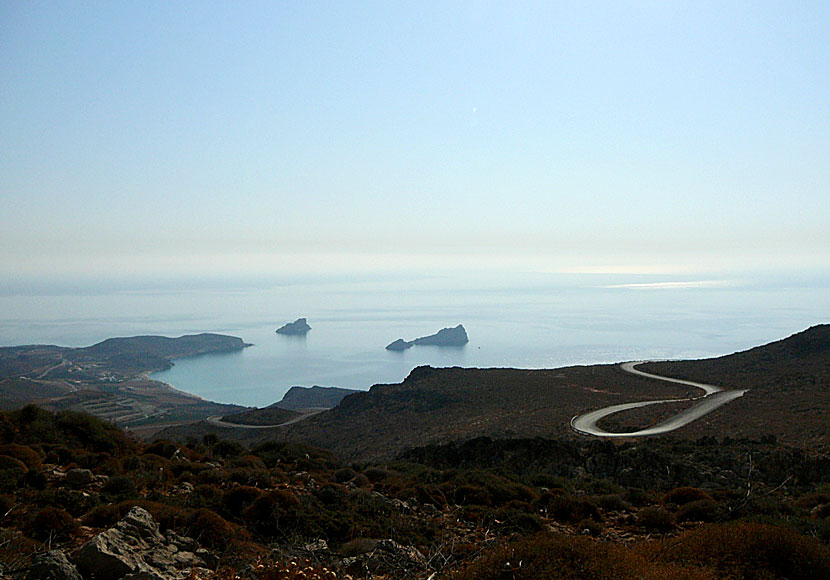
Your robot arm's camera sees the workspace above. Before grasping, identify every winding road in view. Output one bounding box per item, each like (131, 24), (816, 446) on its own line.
(206, 407), (328, 429)
(570, 362), (747, 438)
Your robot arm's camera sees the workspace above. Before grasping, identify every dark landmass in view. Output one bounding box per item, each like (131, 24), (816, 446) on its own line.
(276, 317), (311, 335)
(1, 404), (828, 580)
(274, 385), (361, 411)
(386, 324), (469, 350)
(0, 333), (248, 428)
(159, 325), (830, 462)
(219, 404), (301, 426)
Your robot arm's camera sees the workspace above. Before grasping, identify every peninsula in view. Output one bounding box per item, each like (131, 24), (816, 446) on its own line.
(0, 333), (248, 428)
(386, 324), (469, 350)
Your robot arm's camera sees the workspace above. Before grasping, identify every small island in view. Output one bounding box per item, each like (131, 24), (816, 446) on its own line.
(386, 324), (469, 350)
(276, 318), (311, 335)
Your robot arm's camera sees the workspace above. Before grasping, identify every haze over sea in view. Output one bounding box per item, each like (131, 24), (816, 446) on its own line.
(1, 270), (826, 408)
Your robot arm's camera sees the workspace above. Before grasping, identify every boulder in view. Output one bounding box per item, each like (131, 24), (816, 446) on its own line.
(64, 468), (93, 488)
(27, 551), (83, 580)
(73, 507), (206, 580)
(342, 539), (427, 577)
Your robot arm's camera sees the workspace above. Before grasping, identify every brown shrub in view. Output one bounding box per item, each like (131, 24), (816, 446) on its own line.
(188, 508), (241, 550)
(451, 485), (492, 507)
(242, 489), (301, 534)
(230, 454), (266, 470)
(28, 507), (77, 542)
(649, 522), (830, 580)
(636, 507), (675, 533)
(453, 532), (714, 580)
(663, 487), (713, 506)
(83, 504), (122, 528)
(0, 455), (28, 474)
(676, 499), (722, 523)
(537, 494), (602, 524)
(223, 485), (262, 513)
(0, 444), (41, 471)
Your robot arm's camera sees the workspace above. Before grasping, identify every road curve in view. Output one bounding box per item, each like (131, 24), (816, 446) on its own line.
(206, 408), (327, 429)
(570, 362), (747, 438)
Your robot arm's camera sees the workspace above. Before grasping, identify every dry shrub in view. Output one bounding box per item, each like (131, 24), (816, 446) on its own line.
(188, 508), (241, 550)
(83, 503), (121, 528)
(0, 444), (41, 471)
(451, 485), (492, 507)
(0, 455), (28, 474)
(663, 487), (713, 506)
(223, 485), (263, 513)
(636, 507), (675, 533)
(242, 489), (302, 534)
(364, 466), (392, 483)
(676, 499), (722, 523)
(453, 532), (714, 580)
(537, 494), (602, 524)
(27, 506), (77, 542)
(648, 522), (830, 580)
(230, 454), (266, 470)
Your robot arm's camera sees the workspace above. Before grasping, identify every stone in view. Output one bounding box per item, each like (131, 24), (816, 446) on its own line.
(26, 550), (83, 580)
(73, 507), (205, 580)
(64, 468), (93, 488)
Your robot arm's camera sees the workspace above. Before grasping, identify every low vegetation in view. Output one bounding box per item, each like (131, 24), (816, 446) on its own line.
(0, 405), (827, 579)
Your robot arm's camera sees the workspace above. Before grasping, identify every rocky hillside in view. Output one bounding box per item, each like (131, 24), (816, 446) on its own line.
(2, 406), (829, 580)
(638, 325), (830, 448)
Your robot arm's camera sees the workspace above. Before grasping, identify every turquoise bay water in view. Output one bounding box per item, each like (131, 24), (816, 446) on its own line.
(1, 272), (827, 407)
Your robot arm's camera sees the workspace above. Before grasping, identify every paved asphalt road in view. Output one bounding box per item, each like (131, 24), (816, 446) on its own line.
(570, 361), (747, 437)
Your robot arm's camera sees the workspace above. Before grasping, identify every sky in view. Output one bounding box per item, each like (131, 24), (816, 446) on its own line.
(2, 1), (828, 284)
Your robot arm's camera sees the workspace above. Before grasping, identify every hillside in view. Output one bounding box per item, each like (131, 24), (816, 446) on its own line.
(1, 405), (829, 580)
(0, 334), (248, 427)
(636, 325), (830, 448)
(273, 364), (692, 461)
(158, 326), (830, 461)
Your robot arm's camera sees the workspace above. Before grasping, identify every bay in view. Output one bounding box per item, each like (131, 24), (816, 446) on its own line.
(1, 271), (826, 407)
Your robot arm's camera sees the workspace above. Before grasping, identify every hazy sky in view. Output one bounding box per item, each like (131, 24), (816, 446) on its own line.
(2, 2), (828, 282)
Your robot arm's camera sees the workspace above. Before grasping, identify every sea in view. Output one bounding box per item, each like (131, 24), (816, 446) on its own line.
(1, 271), (827, 408)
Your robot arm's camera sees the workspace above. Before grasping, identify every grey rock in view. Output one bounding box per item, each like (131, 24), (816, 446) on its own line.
(194, 549), (218, 571)
(74, 507), (205, 580)
(27, 551), (83, 580)
(64, 468), (93, 488)
(342, 539), (427, 577)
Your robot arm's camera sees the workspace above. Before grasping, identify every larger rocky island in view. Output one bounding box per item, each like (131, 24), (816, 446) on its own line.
(386, 324), (469, 350)
(0, 333), (249, 430)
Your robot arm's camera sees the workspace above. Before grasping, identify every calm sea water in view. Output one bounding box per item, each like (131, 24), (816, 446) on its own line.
(1, 271), (826, 407)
